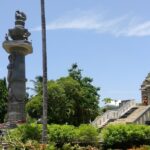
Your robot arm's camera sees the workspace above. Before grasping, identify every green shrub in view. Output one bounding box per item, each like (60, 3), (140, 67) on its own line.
(25, 140), (41, 149)
(62, 143), (83, 150)
(62, 143), (74, 150)
(48, 124), (78, 147)
(78, 124), (99, 144)
(26, 95), (42, 119)
(6, 123), (42, 143)
(46, 142), (57, 150)
(101, 124), (150, 149)
(3, 123), (99, 149)
(18, 123), (42, 142)
(47, 124), (99, 147)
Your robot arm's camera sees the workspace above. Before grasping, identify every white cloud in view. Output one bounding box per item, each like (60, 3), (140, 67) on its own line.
(31, 12), (150, 37)
(126, 21), (150, 37)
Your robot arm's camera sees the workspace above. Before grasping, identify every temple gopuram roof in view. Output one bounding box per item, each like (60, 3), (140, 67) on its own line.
(141, 73), (150, 90)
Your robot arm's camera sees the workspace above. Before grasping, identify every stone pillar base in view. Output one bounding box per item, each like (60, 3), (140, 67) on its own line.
(8, 101), (25, 122)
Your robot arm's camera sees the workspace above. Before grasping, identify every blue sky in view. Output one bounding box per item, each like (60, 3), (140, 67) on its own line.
(1, 0), (150, 104)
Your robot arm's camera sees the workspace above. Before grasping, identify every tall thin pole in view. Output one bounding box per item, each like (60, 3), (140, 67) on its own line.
(41, 0), (48, 143)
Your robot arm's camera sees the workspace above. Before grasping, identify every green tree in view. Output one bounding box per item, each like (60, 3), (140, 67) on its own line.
(68, 64), (100, 125)
(47, 79), (73, 124)
(30, 76), (43, 94)
(0, 78), (8, 123)
(102, 98), (112, 104)
(26, 95), (42, 119)
(102, 98), (118, 112)
(26, 64), (100, 126)
(57, 76), (82, 125)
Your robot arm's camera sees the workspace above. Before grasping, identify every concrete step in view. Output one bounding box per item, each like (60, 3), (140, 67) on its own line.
(111, 106), (148, 124)
(110, 118), (126, 125)
(120, 107), (138, 118)
(125, 106), (148, 123)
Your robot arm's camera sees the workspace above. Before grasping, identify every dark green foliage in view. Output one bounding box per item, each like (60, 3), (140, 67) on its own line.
(47, 124), (99, 147)
(68, 64), (100, 125)
(26, 95), (42, 119)
(47, 79), (73, 124)
(101, 124), (150, 149)
(18, 123), (42, 142)
(26, 64), (100, 126)
(62, 143), (81, 150)
(48, 124), (78, 147)
(5, 123), (99, 149)
(77, 124), (99, 143)
(8, 123), (42, 142)
(30, 76), (43, 95)
(0, 78), (8, 123)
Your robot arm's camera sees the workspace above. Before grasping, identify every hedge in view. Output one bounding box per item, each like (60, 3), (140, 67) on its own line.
(101, 124), (150, 149)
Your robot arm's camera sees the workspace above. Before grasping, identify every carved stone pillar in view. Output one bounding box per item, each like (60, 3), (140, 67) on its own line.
(2, 11), (33, 124)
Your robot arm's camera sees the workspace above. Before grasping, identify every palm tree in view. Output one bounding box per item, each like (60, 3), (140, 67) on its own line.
(102, 98), (112, 104)
(40, 0), (48, 144)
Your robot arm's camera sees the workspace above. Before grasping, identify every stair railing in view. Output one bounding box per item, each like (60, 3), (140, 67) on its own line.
(92, 100), (137, 128)
(92, 110), (118, 127)
(117, 100), (137, 118)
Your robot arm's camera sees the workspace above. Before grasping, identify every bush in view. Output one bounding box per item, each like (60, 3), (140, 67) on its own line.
(47, 124), (99, 147)
(4, 123), (99, 149)
(46, 142), (57, 150)
(48, 124), (78, 147)
(6, 123), (42, 143)
(62, 143), (74, 150)
(26, 95), (42, 119)
(101, 124), (150, 149)
(78, 124), (99, 144)
(18, 123), (42, 142)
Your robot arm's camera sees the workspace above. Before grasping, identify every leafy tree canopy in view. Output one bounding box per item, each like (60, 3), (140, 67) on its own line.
(102, 98), (112, 104)
(26, 64), (100, 126)
(0, 78), (8, 123)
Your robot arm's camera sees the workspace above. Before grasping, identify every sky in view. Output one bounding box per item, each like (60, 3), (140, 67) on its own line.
(0, 0), (150, 105)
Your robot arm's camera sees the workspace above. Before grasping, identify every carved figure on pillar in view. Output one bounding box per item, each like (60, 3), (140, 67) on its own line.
(7, 54), (15, 84)
(7, 54), (15, 103)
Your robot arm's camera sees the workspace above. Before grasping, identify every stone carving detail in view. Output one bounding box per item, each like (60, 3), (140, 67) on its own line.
(5, 34), (9, 41)
(15, 11), (26, 22)
(7, 54), (15, 83)
(8, 10), (31, 41)
(7, 54), (16, 102)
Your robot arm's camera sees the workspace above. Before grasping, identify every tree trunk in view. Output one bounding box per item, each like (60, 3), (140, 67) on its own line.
(40, 0), (48, 144)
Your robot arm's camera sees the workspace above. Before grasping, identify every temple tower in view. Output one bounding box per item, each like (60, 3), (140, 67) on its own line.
(2, 11), (33, 123)
(141, 73), (150, 105)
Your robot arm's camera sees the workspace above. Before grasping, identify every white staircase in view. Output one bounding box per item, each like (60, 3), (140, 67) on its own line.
(92, 100), (137, 128)
(111, 105), (150, 125)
